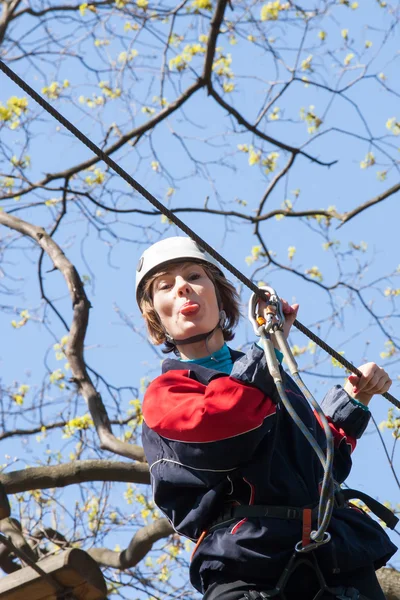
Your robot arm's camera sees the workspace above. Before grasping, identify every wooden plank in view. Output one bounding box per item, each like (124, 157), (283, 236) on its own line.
(0, 484), (10, 520)
(0, 548), (107, 600)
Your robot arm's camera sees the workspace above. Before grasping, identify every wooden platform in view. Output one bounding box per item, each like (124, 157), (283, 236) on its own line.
(0, 548), (107, 600)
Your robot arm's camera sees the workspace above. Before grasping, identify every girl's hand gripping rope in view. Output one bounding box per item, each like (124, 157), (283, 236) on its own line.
(248, 285), (299, 382)
(344, 362), (392, 407)
(248, 285), (299, 340)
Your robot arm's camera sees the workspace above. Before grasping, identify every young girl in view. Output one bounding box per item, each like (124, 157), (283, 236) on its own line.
(136, 236), (396, 600)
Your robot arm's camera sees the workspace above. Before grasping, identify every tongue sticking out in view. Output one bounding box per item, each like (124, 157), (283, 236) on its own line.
(180, 303), (200, 316)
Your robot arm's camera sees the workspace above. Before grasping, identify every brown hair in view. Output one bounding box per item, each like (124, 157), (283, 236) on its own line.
(139, 261), (241, 353)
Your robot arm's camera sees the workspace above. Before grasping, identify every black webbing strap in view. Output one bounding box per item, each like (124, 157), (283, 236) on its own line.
(240, 552), (374, 599)
(209, 504), (319, 532)
(243, 584), (371, 600)
(340, 488), (399, 530)
(209, 489), (399, 533)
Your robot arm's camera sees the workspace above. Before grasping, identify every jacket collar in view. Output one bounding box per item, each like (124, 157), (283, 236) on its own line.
(161, 346), (244, 385)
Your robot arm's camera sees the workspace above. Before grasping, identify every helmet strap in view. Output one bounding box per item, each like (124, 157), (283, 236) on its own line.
(165, 309), (226, 347)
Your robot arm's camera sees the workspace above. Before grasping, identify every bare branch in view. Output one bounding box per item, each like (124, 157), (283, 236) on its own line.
(202, 0), (228, 88)
(77, 190), (342, 222)
(31, 528), (69, 550)
(254, 153), (297, 228)
(0, 80), (202, 202)
(0, 519), (37, 566)
(338, 182), (400, 228)
(0, 0), (23, 45)
(13, 0), (113, 19)
(208, 87), (337, 167)
(88, 519), (173, 569)
(1, 460), (150, 494)
(0, 416), (135, 442)
(0, 212), (145, 462)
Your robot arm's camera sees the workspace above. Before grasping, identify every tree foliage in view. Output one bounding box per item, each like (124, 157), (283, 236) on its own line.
(0, 0), (399, 596)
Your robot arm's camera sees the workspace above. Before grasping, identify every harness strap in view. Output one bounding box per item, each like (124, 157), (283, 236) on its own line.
(242, 587), (371, 600)
(208, 504), (319, 533)
(338, 488), (399, 530)
(207, 487), (397, 537)
(302, 508), (312, 548)
(239, 552), (374, 600)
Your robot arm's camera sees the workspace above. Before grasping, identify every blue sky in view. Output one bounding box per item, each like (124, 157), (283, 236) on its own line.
(0, 0), (399, 591)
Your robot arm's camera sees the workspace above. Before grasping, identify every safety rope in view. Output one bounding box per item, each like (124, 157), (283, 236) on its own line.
(0, 59), (398, 410)
(250, 289), (334, 550)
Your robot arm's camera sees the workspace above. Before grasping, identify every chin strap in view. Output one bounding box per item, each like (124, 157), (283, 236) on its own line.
(165, 310), (226, 346)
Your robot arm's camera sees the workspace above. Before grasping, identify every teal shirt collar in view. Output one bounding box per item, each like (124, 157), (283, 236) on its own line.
(179, 342), (283, 375)
(179, 343), (233, 375)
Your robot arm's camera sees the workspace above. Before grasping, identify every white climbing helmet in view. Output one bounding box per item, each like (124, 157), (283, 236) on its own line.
(135, 236), (223, 307)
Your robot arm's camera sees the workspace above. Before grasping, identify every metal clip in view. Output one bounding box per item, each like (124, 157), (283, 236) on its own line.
(295, 531), (331, 554)
(248, 285), (284, 336)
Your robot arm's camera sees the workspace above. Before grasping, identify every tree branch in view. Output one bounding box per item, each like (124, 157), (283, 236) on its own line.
(88, 519), (173, 569)
(0, 80), (202, 202)
(208, 87), (337, 166)
(75, 190), (342, 222)
(13, 0), (113, 19)
(202, 0), (228, 88)
(0, 0), (23, 46)
(0, 519), (37, 566)
(338, 182), (400, 228)
(0, 212), (145, 462)
(254, 153), (297, 229)
(0, 416), (136, 442)
(1, 460), (150, 494)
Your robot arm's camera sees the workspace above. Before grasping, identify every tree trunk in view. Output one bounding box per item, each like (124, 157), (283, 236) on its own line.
(377, 568), (400, 600)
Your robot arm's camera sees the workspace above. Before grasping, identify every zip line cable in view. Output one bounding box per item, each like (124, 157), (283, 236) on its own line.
(0, 59), (398, 409)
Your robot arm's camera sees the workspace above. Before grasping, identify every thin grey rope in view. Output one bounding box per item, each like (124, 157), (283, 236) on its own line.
(0, 59), (398, 410)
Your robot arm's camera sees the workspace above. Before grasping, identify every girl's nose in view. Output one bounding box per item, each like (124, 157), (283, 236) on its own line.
(176, 277), (192, 296)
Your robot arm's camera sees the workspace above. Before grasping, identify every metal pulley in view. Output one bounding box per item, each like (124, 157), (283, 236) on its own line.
(248, 285), (285, 336)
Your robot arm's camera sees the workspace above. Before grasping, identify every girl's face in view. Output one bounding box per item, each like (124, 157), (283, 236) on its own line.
(152, 262), (220, 343)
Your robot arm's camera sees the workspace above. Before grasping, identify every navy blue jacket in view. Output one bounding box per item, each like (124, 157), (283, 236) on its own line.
(142, 344), (397, 593)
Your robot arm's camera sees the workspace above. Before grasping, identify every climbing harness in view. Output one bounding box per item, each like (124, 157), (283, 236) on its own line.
(240, 552), (373, 599)
(0, 59), (398, 409)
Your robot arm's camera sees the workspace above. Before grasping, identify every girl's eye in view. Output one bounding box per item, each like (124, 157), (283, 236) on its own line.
(158, 282), (172, 291)
(188, 273), (201, 281)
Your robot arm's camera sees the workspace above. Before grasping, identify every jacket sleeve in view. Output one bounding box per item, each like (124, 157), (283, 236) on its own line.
(318, 385), (371, 483)
(321, 385), (371, 440)
(143, 369), (276, 463)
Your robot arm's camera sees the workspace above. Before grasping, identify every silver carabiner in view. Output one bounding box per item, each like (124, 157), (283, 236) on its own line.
(295, 531), (331, 554)
(248, 285), (284, 336)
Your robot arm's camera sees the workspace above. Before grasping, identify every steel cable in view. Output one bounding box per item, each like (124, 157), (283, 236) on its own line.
(0, 59), (398, 409)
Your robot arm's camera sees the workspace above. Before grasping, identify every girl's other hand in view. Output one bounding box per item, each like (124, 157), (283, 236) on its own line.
(344, 363), (392, 406)
(280, 299), (299, 339)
